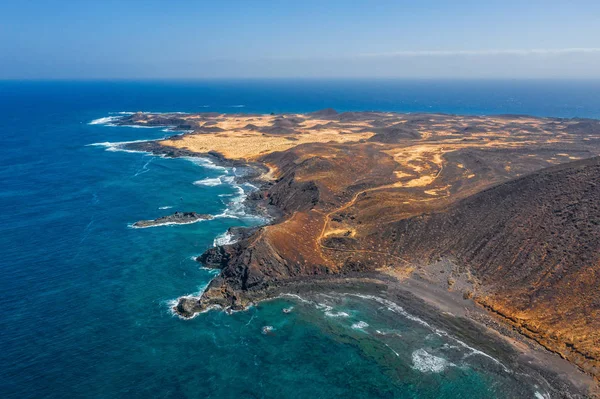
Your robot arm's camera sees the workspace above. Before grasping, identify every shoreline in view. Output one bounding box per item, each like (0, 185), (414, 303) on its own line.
(121, 135), (285, 222)
(95, 112), (599, 396)
(382, 274), (599, 397)
(225, 273), (598, 398)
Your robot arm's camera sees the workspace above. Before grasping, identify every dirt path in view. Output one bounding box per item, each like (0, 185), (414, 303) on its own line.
(317, 155), (445, 246)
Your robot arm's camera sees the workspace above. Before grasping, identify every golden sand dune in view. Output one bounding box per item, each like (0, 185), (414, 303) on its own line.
(160, 129), (374, 160)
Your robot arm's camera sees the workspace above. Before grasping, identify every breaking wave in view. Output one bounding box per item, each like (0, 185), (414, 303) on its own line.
(87, 140), (154, 154)
(183, 157), (227, 172)
(349, 294), (510, 372)
(351, 321), (369, 330)
(213, 231), (236, 246)
(411, 349), (455, 373)
(325, 311), (350, 318)
(194, 177), (223, 187)
(89, 116), (121, 125)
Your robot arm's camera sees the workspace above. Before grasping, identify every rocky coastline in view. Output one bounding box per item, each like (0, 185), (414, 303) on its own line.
(113, 110), (600, 395)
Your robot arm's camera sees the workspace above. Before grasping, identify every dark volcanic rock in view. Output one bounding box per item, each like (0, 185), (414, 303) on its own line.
(123, 140), (201, 158)
(117, 112), (198, 130)
(367, 122), (422, 142)
(132, 212), (213, 228)
(565, 119), (600, 135)
(308, 108), (338, 118)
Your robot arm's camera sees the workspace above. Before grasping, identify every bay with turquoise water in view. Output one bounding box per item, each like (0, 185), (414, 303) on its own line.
(2, 80), (600, 398)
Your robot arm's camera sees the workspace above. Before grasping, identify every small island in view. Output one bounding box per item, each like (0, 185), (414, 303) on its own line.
(132, 211), (213, 228)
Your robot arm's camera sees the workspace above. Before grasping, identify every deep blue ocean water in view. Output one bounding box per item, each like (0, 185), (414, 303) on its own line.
(1, 80), (599, 399)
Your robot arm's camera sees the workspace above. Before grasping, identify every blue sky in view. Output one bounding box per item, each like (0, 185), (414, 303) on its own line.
(1, 0), (599, 79)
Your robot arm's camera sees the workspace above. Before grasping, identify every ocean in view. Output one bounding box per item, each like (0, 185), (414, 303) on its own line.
(1, 80), (599, 399)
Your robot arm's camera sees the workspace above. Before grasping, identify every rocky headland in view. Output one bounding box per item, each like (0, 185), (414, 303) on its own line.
(117, 110), (600, 393)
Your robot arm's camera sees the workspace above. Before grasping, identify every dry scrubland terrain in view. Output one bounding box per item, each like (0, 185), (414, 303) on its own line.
(123, 110), (600, 381)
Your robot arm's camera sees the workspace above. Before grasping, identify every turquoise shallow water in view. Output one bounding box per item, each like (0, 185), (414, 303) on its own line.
(2, 80), (599, 398)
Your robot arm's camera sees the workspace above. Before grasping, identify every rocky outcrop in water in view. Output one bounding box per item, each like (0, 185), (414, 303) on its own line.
(132, 212), (213, 228)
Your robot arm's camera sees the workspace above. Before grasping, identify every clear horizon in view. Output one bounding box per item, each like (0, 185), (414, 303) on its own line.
(4, 77), (600, 82)
(2, 0), (600, 79)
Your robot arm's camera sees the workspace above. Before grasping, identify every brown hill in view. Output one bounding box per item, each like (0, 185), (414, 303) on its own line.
(375, 157), (600, 377)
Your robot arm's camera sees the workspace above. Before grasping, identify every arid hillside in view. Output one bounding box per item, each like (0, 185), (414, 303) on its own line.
(373, 157), (600, 378)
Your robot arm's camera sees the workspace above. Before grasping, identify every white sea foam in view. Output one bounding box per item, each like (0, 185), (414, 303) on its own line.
(161, 127), (194, 134)
(279, 293), (313, 304)
(194, 177), (224, 186)
(214, 185), (251, 220)
(441, 343), (460, 350)
(325, 311), (350, 318)
(184, 157), (227, 171)
(192, 289), (505, 375)
(213, 231), (236, 246)
(89, 115), (160, 128)
(200, 267), (220, 275)
(349, 294), (510, 373)
(119, 124), (155, 129)
(316, 303), (333, 312)
(230, 105), (246, 108)
(166, 299), (221, 320)
(89, 116), (121, 125)
(186, 158), (255, 219)
(534, 391), (550, 399)
(91, 112), (196, 133)
(87, 139), (153, 154)
(243, 182), (259, 190)
(262, 325), (274, 334)
(275, 294), (353, 320)
(411, 349), (455, 373)
(165, 278), (219, 319)
(184, 157), (266, 222)
(115, 111), (189, 115)
(351, 321), (369, 330)
(164, 298), (180, 316)
(159, 206), (173, 210)
(192, 175), (235, 187)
